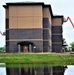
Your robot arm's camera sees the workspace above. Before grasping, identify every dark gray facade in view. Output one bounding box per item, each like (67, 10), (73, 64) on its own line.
(43, 18), (50, 28)
(8, 29), (42, 39)
(52, 44), (62, 53)
(6, 29), (43, 53)
(52, 26), (63, 52)
(43, 18), (51, 52)
(52, 26), (62, 34)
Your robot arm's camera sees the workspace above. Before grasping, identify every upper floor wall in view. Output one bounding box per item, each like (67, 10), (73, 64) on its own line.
(3, 2), (63, 29)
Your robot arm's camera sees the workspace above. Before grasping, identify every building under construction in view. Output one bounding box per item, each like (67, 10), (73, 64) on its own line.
(3, 2), (63, 53)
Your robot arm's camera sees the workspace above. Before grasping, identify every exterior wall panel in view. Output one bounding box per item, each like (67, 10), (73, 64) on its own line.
(9, 18), (18, 28)
(8, 41), (18, 52)
(4, 2), (63, 53)
(6, 19), (9, 29)
(9, 29), (18, 39)
(43, 29), (50, 40)
(32, 41), (43, 52)
(52, 17), (63, 53)
(43, 7), (51, 18)
(9, 29), (43, 39)
(9, 6), (42, 29)
(9, 6), (42, 17)
(43, 18), (50, 28)
(18, 6), (42, 17)
(52, 35), (62, 42)
(52, 26), (62, 34)
(52, 18), (62, 26)
(9, 6), (17, 17)
(33, 17), (42, 28)
(6, 41), (43, 53)
(43, 17), (51, 52)
(43, 41), (49, 52)
(33, 29), (43, 39)
(18, 17), (42, 28)
(6, 41), (9, 52)
(18, 29), (33, 39)
(6, 8), (9, 18)
(9, 17), (42, 29)
(6, 30), (9, 40)
(6, 41), (18, 53)
(18, 17), (33, 28)
(17, 6), (34, 17)
(52, 44), (62, 53)
(34, 6), (42, 17)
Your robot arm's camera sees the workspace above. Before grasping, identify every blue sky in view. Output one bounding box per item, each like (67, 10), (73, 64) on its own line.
(0, 0), (74, 47)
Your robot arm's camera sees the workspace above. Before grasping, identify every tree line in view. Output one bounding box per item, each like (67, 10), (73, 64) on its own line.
(70, 42), (74, 51)
(62, 38), (74, 52)
(0, 47), (5, 53)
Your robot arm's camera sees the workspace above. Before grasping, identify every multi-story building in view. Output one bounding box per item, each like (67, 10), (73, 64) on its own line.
(3, 2), (63, 53)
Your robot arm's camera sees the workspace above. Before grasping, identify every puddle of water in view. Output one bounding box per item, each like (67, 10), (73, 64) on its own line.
(0, 67), (6, 75)
(0, 63), (74, 75)
(64, 65), (74, 75)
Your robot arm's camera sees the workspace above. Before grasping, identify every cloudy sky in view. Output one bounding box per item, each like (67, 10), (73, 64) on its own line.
(0, 0), (74, 47)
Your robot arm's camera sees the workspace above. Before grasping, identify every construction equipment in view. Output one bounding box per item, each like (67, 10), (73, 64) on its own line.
(0, 31), (5, 35)
(63, 17), (74, 28)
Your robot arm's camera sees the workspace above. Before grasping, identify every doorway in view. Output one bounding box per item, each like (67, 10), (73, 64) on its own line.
(23, 46), (28, 53)
(17, 41), (34, 53)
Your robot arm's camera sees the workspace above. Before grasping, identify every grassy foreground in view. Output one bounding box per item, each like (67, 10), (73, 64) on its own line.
(0, 53), (74, 64)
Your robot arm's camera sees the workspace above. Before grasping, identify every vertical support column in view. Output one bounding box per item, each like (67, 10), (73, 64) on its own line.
(29, 44), (32, 52)
(18, 45), (21, 53)
(52, 17), (63, 52)
(29, 68), (33, 74)
(50, 67), (53, 75)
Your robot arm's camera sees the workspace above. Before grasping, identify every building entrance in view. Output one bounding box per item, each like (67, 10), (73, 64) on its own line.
(17, 41), (35, 53)
(23, 46), (28, 52)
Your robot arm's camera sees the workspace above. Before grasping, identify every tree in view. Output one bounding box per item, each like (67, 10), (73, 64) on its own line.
(62, 38), (68, 52)
(63, 38), (67, 45)
(0, 47), (5, 53)
(70, 42), (74, 51)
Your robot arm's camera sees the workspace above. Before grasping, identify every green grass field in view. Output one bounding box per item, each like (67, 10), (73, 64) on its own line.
(0, 53), (74, 64)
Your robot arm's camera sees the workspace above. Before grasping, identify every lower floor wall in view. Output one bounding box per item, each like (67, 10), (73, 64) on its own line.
(6, 41), (44, 53)
(52, 44), (62, 53)
(43, 41), (50, 52)
(6, 41), (62, 53)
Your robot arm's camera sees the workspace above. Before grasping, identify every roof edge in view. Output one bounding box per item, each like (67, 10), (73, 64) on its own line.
(3, 2), (44, 8)
(3, 2), (53, 17)
(3, 2), (64, 20)
(53, 15), (63, 18)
